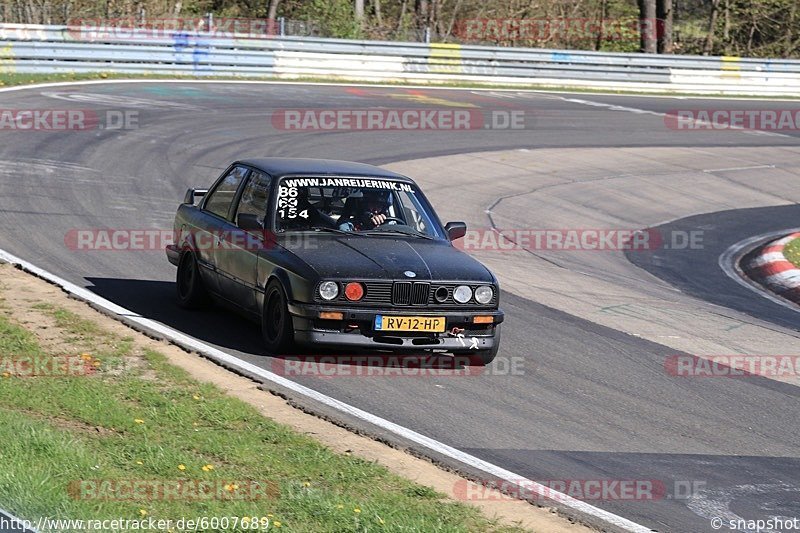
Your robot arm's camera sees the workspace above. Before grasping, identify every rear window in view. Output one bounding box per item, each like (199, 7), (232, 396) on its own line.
(204, 166), (249, 219)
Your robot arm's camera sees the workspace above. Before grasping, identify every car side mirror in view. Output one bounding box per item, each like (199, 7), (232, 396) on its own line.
(445, 221), (467, 241)
(183, 188), (208, 205)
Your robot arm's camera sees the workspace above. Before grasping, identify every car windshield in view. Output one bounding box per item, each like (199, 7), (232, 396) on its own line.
(274, 176), (445, 239)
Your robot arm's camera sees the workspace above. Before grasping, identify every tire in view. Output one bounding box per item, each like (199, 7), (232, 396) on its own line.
(455, 325), (501, 366)
(176, 250), (209, 309)
(261, 279), (295, 355)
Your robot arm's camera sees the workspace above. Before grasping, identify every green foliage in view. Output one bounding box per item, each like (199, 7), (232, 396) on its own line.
(1, 0), (797, 57)
(297, 0), (364, 39)
(724, 0), (798, 57)
(675, 0), (799, 57)
(785, 238), (800, 268)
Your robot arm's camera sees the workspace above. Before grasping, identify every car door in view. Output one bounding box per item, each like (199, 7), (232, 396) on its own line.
(215, 169), (273, 313)
(197, 165), (250, 294)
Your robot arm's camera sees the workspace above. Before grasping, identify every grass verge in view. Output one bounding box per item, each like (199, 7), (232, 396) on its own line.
(784, 237), (800, 268)
(0, 289), (520, 532)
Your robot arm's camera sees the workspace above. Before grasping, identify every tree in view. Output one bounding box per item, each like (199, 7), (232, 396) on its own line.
(268, 0), (279, 21)
(657, 0), (673, 53)
(638, 0), (657, 53)
(415, 0), (429, 31)
(372, 0), (382, 26)
(355, 0), (364, 27)
(703, 0), (720, 54)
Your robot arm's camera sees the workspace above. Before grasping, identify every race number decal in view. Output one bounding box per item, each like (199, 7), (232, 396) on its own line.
(276, 186), (308, 219)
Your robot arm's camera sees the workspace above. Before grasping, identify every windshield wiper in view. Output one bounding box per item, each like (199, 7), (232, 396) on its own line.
(361, 226), (436, 240)
(310, 226), (366, 236)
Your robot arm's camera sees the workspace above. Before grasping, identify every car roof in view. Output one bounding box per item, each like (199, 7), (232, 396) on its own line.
(237, 158), (412, 181)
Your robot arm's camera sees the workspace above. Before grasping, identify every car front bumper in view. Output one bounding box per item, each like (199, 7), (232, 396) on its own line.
(288, 302), (503, 351)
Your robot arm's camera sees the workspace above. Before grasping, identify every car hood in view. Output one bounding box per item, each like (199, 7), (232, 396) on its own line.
(281, 235), (494, 282)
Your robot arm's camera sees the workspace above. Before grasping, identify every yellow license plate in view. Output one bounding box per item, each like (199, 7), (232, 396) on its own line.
(374, 315), (445, 332)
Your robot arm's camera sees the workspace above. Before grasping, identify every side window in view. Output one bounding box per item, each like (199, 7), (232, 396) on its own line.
(396, 190), (441, 238)
(235, 171), (272, 233)
(203, 166), (249, 219)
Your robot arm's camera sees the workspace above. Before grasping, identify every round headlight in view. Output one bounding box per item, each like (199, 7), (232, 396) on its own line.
(453, 285), (472, 304)
(319, 281), (339, 300)
(474, 286), (493, 304)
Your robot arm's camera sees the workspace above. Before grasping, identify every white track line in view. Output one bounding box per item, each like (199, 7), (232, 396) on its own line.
(718, 228), (800, 313)
(0, 247), (654, 532)
(702, 164), (776, 173)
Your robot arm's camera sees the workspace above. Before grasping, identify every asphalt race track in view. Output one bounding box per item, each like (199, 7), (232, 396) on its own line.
(628, 204), (800, 331)
(0, 82), (799, 532)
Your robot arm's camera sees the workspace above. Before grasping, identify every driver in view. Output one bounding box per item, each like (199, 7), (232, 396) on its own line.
(338, 189), (396, 231)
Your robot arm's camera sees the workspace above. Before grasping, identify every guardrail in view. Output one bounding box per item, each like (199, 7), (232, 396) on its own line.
(1, 23), (799, 96)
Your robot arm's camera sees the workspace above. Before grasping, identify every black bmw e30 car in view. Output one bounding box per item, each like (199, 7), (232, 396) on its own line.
(166, 158), (503, 365)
